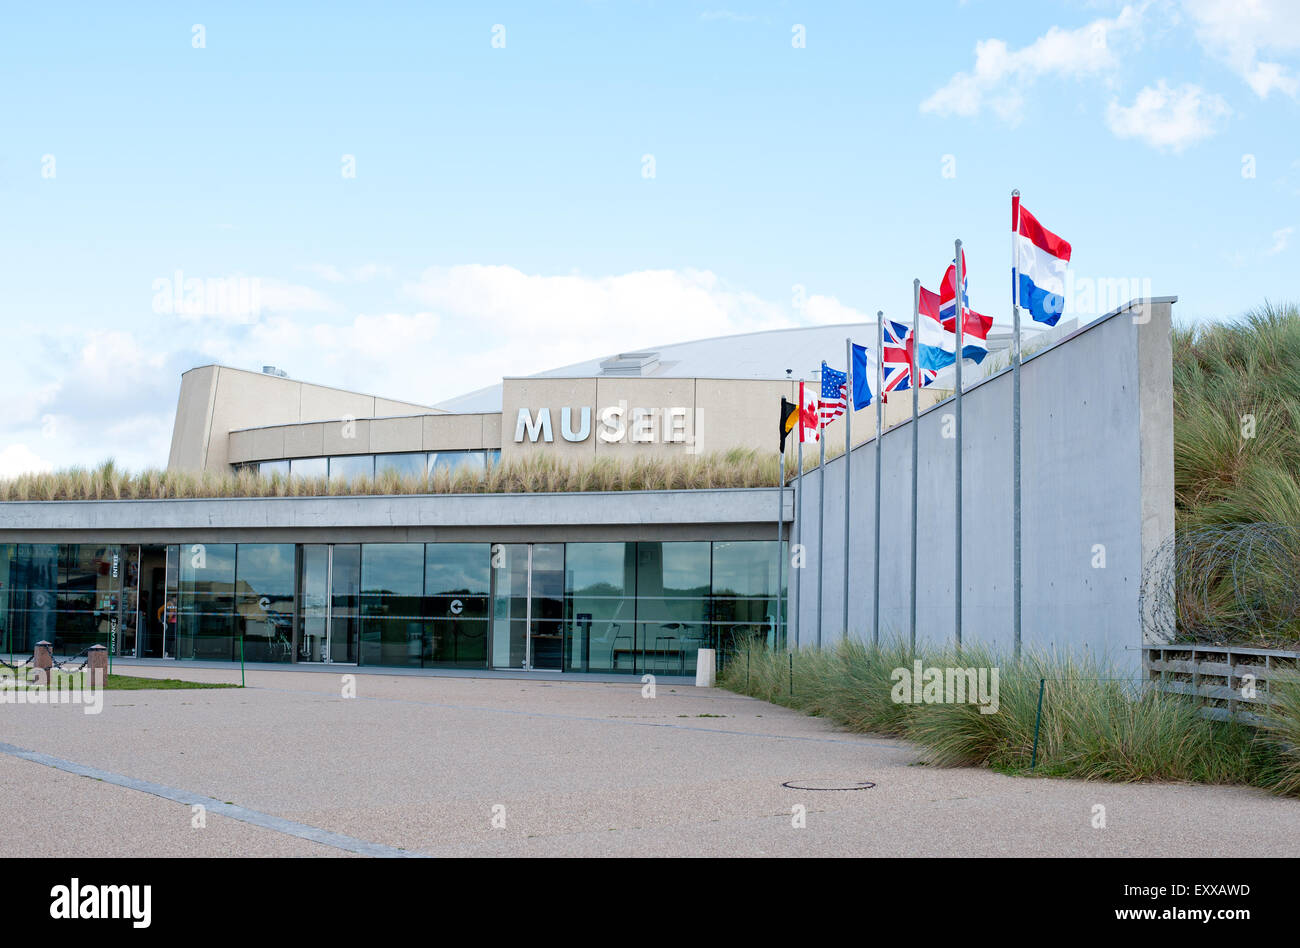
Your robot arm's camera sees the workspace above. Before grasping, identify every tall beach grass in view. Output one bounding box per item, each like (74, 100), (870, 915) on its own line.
(722, 638), (1296, 795)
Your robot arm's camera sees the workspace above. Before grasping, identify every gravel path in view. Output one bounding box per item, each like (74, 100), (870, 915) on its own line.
(2, 665), (1297, 857)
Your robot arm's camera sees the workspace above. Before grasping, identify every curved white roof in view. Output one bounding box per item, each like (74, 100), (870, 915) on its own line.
(433, 320), (1021, 413)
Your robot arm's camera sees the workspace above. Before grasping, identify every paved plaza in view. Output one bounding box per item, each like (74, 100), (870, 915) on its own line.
(2, 665), (1298, 857)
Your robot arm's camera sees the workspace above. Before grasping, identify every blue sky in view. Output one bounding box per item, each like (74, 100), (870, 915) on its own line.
(1, 0), (1297, 472)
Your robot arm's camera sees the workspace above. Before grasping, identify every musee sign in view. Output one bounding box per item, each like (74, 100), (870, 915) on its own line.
(513, 403), (695, 445)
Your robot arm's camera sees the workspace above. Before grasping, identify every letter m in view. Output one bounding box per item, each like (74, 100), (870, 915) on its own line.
(514, 408), (553, 443)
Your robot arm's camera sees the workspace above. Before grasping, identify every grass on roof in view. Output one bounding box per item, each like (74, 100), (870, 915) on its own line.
(0, 448), (815, 501)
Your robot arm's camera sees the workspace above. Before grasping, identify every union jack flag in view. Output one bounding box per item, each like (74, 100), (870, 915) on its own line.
(818, 361), (847, 427)
(881, 319), (937, 400)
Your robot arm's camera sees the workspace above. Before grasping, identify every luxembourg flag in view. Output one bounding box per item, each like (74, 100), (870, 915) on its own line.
(938, 250), (992, 363)
(1013, 193), (1072, 326)
(915, 284), (955, 374)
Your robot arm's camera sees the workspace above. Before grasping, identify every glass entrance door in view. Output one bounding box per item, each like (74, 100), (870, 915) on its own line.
(490, 544), (565, 671)
(297, 544), (360, 664)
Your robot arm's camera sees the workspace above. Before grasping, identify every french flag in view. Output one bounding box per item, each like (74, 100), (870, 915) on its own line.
(1013, 194), (1072, 326)
(915, 284), (955, 374)
(938, 250), (992, 363)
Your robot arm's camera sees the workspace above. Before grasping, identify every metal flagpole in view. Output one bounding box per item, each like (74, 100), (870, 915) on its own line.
(795, 382), (805, 650)
(873, 312), (883, 645)
(778, 447), (786, 649)
(954, 240), (964, 648)
(843, 338), (852, 641)
(911, 280), (920, 653)
(1011, 189), (1023, 661)
(816, 367), (826, 649)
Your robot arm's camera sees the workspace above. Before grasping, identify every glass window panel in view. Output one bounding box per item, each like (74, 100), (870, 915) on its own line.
(329, 455), (374, 482)
(431, 451), (486, 475)
(290, 457), (327, 479)
(422, 544), (490, 668)
(177, 543), (237, 660)
(564, 543), (635, 673)
(635, 542), (710, 676)
(359, 544), (425, 667)
(234, 544), (296, 663)
(375, 452), (429, 479)
(259, 460), (289, 478)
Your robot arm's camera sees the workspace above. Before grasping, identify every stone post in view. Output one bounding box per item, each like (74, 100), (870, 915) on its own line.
(33, 640), (53, 687)
(88, 645), (109, 688)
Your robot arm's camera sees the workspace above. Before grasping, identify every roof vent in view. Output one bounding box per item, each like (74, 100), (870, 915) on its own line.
(599, 351), (661, 377)
(262, 365), (288, 378)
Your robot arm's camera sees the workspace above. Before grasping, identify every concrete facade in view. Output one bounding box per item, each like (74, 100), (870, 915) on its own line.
(0, 488), (792, 545)
(169, 365), (437, 472)
(172, 324), (956, 474)
(789, 298), (1176, 675)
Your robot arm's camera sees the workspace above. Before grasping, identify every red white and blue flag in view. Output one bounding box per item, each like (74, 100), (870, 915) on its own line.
(818, 361), (848, 427)
(939, 249), (992, 363)
(1013, 194), (1072, 327)
(881, 318), (936, 400)
(915, 284), (954, 374)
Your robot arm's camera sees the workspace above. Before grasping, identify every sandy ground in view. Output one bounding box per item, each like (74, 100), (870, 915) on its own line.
(2, 664), (1297, 857)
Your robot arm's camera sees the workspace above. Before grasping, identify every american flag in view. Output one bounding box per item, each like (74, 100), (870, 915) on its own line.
(818, 361), (847, 427)
(882, 319), (937, 399)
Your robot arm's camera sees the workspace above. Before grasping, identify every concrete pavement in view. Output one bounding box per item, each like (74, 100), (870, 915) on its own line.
(1, 665), (1297, 857)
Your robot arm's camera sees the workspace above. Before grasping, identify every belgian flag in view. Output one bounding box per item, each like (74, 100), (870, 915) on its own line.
(779, 397), (798, 453)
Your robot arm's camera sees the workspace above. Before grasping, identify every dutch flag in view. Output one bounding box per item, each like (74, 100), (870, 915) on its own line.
(1013, 194), (1072, 326)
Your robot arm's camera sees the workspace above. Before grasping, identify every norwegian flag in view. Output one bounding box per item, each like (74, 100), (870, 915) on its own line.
(881, 318), (937, 401)
(818, 361), (847, 427)
(939, 249), (993, 364)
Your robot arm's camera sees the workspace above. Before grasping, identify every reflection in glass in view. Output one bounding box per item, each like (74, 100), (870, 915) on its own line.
(234, 544), (295, 663)
(376, 452), (429, 480)
(329, 455), (375, 483)
(359, 544), (424, 666)
(423, 544), (490, 667)
(289, 457), (327, 479)
(177, 543), (237, 660)
(564, 543), (635, 673)
(635, 543), (711, 676)
(711, 541), (784, 654)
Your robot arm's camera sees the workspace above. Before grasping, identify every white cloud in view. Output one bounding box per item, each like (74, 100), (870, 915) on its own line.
(0, 443), (54, 478)
(1105, 80), (1231, 151)
(1267, 226), (1295, 255)
(920, 5), (1144, 121)
(1183, 0), (1300, 98)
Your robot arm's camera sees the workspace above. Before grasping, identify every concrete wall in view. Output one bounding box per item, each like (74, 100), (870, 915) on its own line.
(168, 365), (436, 472)
(789, 299), (1175, 675)
(0, 488), (792, 545)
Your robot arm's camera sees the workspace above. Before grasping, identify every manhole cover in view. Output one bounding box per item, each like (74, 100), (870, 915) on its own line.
(782, 779), (876, 791)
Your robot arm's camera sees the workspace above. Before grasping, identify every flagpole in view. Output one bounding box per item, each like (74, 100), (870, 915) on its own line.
(778, 445), (786, 650)
(816, 365), (826, 649)
(843, 338), (852, 642)
(795, 382), (805, 650)
(911, 280), (920, 654)
(873, 312), (883, 646)
(954, 240), (964, 648)
(1011, 189), (1023, 662)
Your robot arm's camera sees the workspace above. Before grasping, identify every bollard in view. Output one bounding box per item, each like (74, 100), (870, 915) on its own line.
(33, 640), (53, 687)
(88, 645), (108, 688)
(695, 648), (716, 687)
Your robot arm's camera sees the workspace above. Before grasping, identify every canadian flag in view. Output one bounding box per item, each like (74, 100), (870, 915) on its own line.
(798, 381), (820, 443)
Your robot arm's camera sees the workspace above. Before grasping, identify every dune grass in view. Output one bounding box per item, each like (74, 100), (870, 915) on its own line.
(0, 449), (790, 501)
(722, 638), (1297, 795)
(1175, 300), (1300, 528)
